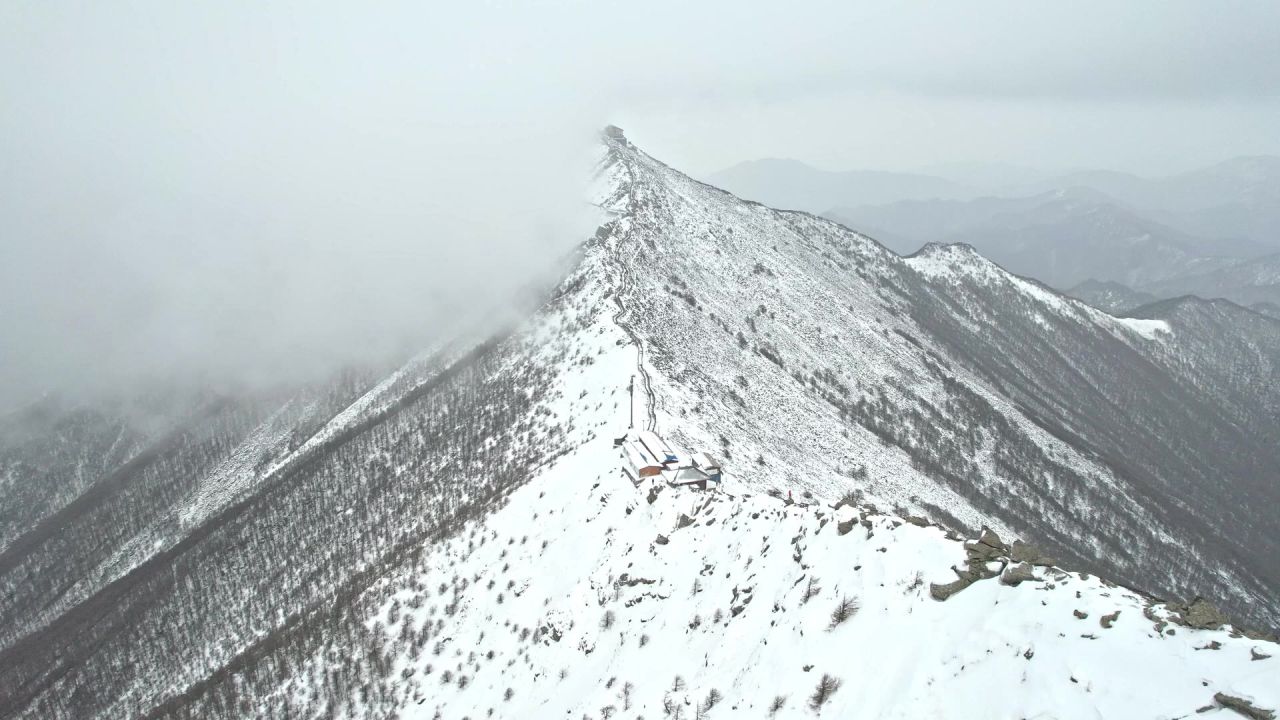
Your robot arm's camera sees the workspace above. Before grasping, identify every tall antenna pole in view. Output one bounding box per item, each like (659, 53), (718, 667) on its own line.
(629, 374), (635, 429)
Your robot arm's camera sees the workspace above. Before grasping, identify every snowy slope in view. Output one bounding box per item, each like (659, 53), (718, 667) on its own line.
(231, 207), (1278, 717)
(274, 407), (1280, 720)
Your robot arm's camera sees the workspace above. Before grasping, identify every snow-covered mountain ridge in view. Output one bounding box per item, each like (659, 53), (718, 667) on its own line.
(0, 127), (1277, 719)
(592, 128), (1280, 633)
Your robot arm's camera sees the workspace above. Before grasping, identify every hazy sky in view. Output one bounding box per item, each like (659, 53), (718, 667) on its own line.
(3, 1), (1279, 410)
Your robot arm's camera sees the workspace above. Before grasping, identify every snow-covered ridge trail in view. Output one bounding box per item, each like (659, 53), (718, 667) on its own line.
(307, 430), (1278, 719)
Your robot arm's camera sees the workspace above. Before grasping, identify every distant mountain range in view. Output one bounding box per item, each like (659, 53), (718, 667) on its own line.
(711, 155), (1280, 251)
(1068, 254), (1280, 317)
(1022, 156), (1280, 247)
(826, 188), (1268, 289)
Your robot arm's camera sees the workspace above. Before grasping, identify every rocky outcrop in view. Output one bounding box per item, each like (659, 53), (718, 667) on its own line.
(1100, 611), (1120, 629)
(1214, 692), (1276, 719)
(930, 577), (974, 601)
(964, 528), (1008, 564)
(1176, 598), (1230, 631)
(1010, 540), (1056, 567)
(1000, 562), (1037, 586)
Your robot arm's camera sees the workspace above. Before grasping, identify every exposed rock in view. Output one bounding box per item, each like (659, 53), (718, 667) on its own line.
(974, 560), (1005, 580)
(675, 514), (694, 530)
(617, 574), (656, 587)
(904, 515), (929, 528)
(1010, 540), (1057, 567)
(1000, 562), (1037, 586)
(965, 542), (1002, 563)
(978, 528), (1008, 553)
(1100, 611), (1121, 629)
(1253, 648), (1273, 661)
(647, 487), (660, 504)
(1143, 605), (1169, 634)
(1214, 692), (1276, 719)
(965, 529), (1009, 565)
(1195, 641), (1222, 651)
(654, 534), (669, 546)
(1179, 598), (1229, 631)
(837, 519), (855, 536)
(930, 577), (974, 601)
(1073, 609), (1089, 620)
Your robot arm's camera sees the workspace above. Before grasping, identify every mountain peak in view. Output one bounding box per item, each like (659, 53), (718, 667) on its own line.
(904, 241), (1001, 281)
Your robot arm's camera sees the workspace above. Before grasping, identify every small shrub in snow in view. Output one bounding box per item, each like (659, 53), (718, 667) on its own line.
(828, 596), (859, 630)
(601, 610), (617, 630)
(769, 695), (786, 716)
(802, 577), (821, 604)
(696, 689), (723, 718)
(906, 572), (924, 593)
(809, 674), (840, 711)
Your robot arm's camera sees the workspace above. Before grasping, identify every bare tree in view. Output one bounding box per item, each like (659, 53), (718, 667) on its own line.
(802, 576), (821, 604)
(828, 596), (859, 630)
(621, 681), (635, 710)
(696, 688), (723, 718)
(809, 674), (841, 711)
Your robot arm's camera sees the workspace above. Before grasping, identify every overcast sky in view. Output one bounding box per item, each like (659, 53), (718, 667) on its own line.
(3, 1), (1279, 410)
